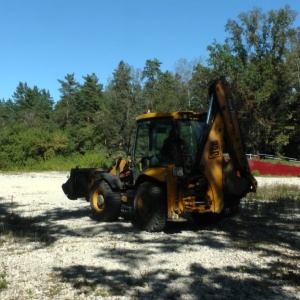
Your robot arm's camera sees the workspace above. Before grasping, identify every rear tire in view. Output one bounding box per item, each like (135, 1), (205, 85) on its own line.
(134, 182), (167, 232)
(90, 181), (121, 221)
(224, 197), (241, 216)
(192, 212), (224, 225)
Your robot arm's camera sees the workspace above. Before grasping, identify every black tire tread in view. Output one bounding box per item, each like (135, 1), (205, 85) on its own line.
(90, 180), (121, 222)
(134, 182), (167, 232)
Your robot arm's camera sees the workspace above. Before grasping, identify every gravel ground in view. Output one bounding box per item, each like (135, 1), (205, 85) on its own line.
(0, 172), (299, 300)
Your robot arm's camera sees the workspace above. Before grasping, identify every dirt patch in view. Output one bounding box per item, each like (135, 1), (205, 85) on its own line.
(0, 173), (299, 299)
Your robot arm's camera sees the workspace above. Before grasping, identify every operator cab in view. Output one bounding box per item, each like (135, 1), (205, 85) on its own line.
(133, 112), (206, 176)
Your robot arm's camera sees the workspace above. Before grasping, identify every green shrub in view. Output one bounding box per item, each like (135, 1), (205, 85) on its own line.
(0, 151), (112, 172)
(0, 272), (8, 290)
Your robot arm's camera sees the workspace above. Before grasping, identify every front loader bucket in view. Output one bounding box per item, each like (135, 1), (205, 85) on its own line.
(62, 168), (96, 200)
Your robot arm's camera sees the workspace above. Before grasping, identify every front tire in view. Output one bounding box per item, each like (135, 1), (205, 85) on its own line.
(134, 182), (167, 232)
(90, 181), (121, 221)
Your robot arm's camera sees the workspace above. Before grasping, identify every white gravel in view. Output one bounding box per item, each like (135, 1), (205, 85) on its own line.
(0, 172), (299, 300)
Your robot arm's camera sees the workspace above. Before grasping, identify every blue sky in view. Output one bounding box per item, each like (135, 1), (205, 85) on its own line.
(1, 1), (300, 102)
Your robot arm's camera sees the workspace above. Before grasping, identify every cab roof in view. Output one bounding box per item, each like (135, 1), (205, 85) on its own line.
(136, 111), (206, 122)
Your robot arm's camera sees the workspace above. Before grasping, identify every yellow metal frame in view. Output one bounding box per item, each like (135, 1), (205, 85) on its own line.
(133, 78), (257, 219)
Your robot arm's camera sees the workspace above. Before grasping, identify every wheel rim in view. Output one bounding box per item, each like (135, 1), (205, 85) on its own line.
(92, 189), (105, 212)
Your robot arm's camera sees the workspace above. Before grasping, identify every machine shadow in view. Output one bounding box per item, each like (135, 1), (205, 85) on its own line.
(52, 198), (299, 299)
(1, 190), (298, 298)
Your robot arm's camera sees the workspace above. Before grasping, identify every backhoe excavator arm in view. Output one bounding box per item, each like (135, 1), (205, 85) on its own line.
(210, 77), (257, 192)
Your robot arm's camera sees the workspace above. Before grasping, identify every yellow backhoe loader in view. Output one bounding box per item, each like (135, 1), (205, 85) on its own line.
(62, 77), (257, 232)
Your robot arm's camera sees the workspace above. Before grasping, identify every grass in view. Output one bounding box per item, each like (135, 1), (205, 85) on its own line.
(70, 277), (112, 297)
(0, 272), (8, 291)
(0, 213), (55, 246)
(242, 184), (300, 217)
(230, 184), (300, 289)
(45, 273), (64, 298)
(0, 193), (56, 246)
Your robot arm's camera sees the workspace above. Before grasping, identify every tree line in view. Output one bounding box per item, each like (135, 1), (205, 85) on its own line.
(0, 6), (299, 170)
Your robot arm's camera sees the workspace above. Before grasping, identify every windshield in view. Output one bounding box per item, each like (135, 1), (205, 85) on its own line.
(177, 120), (206, 173)
(133, 118), (205, 173)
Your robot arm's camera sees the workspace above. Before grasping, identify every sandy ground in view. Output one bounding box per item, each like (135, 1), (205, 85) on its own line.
(0, 172), (299, 299)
